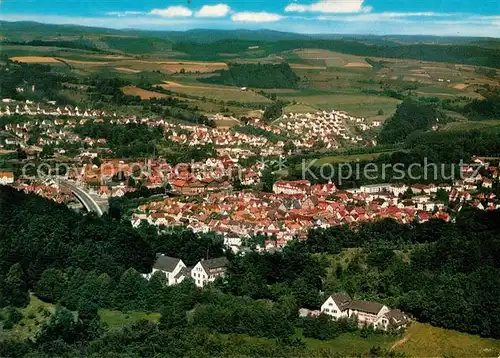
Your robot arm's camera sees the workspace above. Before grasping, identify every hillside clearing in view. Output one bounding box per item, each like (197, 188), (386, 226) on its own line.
(161, 61), (227, 73)
(159, 81), (271, 103)
(115, 67), (141, 73)
(345, 62), (372, 68)
(121, 85), (168, 99)
(394, 322), (500, 357)
(99, 310), (161, 330)
(10, 56), (62, 64)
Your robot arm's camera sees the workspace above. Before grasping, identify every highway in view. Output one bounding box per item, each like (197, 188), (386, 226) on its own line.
(59, 181), (104, 217)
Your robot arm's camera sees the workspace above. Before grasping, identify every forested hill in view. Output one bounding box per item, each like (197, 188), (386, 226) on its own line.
(1, 21), (499, 67)
(200, 63), (300, 89)
(1, 185), (500, 356)
(173, 39), (500, 67)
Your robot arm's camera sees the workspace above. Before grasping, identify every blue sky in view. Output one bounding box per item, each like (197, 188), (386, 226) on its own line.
(1, 0), (499, 36)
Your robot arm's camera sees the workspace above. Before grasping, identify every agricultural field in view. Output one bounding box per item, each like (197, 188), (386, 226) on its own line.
(158, 81), (271, 104)
(443, 119), (500, 131)
(9, 56), (63, 64)
(278, 92), (401, 118)
(121, 85), (169, 100)
(313, 151), (395, 165)
(160, 61), (227, 73)
(289, 49), (373, 69)
(283, 103), (319, 113)
(4, 36), (498, 124)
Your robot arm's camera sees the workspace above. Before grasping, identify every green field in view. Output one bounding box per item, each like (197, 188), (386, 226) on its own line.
(99, 310), (161, 330)
(298, 329), (397, 354)
(396, 322), (500, 357)
(443, 119), (500, 131)
(158, 82), (271, 104)
(0, 296), (55, 341)
(279, 93), (401, 118)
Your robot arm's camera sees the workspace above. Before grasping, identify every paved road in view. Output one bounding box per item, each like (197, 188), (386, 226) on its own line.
(60, 181), (104, 216)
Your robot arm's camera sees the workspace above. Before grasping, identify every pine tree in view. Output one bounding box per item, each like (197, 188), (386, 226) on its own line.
(3, 263), (30, 308)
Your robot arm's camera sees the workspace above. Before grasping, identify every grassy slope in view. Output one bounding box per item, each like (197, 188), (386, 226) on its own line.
(395, 322), (500, 357)
(0, 295), (55, 341)
(99, 310), (161, 330)
(443, 119), (500, 131)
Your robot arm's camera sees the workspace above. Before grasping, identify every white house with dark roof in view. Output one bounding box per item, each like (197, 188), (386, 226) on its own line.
(321, 293), (351, 320)
(191, 257), (229, 288)
(320, 293), (408, 331)
(145, 254), (187, 286)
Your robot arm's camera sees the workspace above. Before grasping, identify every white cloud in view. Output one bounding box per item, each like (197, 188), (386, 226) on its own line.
(106, 11), (144, 17)
(195, 4), (231, 18)
(149, 6), (193, 18)
(317, 11), (459, 22)
(285, 0), (370, 14)
(231, 12), (284, 23)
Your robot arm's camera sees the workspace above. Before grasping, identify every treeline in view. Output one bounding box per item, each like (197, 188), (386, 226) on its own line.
(200, 63), (300, 89)
(263, 101), (285, 123)
(174, 39), (500, 68)
(86, 77), (143, 106)
(2, 39), (103, 52)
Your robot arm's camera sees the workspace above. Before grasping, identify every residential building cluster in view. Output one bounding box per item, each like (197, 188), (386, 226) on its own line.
(279, 110), (378, 149)
(144, 254), (229, 288)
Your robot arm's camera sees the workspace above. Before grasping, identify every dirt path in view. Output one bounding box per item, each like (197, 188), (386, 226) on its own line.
(390, 334), (410, 351)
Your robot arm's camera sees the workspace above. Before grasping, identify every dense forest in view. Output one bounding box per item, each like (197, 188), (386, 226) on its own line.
(1, 39), (103, 52)
(0, 186), (499, 357)
(378, 99), (443, 144)
(462, 88), (500, 121)
(200, 63), (300, 89)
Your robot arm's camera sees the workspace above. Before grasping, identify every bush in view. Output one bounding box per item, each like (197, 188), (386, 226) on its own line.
(301, 314), (342, 340)
(6, 307), (23, 325)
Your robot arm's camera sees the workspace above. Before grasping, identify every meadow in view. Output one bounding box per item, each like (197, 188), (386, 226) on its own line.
(278, 92), (401, 118)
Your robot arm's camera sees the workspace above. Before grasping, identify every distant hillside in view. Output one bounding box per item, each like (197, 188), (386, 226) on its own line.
(1, 21), (499, 68)
(157, 29), (312, 43)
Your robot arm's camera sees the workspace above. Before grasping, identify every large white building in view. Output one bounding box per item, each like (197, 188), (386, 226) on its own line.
(144, 255), (189, 286)
(320, 293), (408, 331)
(144, 255), (229, 288)
(191, 257), (229, 288)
